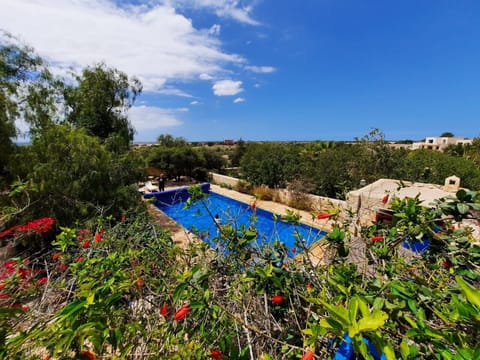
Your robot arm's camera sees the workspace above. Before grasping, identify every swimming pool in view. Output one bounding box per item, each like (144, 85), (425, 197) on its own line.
(146, 184), (327, 257)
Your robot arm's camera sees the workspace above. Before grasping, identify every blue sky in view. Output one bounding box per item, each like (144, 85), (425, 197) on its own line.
(1, 1), (479, 142)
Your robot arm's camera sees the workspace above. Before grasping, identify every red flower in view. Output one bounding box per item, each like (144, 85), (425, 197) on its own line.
(251, 202), (256, 210)
(94, 232), (102, 243)
(136, 277), (143, 287)
(18, 269), (31, 278)
(271, 295), (284, 305)
(307, 283), (313, 292)
(442, 259), (454, 269)
(37, 277), (48, 285)
(292, 246), (297, 254)
(76, 256), (85, 263)
(0, 225), (20, 238)
(82, 240), (90, 248)
(52, 252), (62, 261)
(58, 263), (68, 272)
(0, 218), (54, 238)
(210, 350), (222, 359)
(160, 304), (168, 316)
(120, 214), (126, 222)
(382, 194), (389, 204)
(0, 292), (10, 299)
(4, 260), (15, 269)
(81, 350), (95, 360)
(0, 283), (5, 290)
(316, 213), (330, 220)
(300, 349), (314, 360)
(371, 236), (384, 242)
(173, 304), (190, 320)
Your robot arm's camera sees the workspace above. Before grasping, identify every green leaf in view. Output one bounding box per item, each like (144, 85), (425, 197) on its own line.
(456, 203), (469, 215)
(319, 301), (351, 327)
(456, 189), (467, 201)
(86, 292), (95, 305)
(357, 310), (388, 332)
(349, 297), (359, 323)
(358, 297), (370, 317)
(400, 341), (410, 360)
(403, 314), (418, 329)
(456, 276), (480, 308)
(372, 298), (385, 311)
(424, 328), (444, 340)
(58, 300), (86, 319)
(173, 282), (188, 303)
(382, 343), (396, 360)
(327, 277), (349, 295)
(319, 317), (344, 332)
(407, 299), (417, 314)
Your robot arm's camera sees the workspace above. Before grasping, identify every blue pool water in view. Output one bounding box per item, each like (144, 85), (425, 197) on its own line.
(147, 185), (326, 257)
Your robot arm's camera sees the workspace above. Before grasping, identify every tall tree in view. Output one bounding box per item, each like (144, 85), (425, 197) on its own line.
(465, 138), (480, 167)
(0, 31), (57, 178)
(240, 143), (301, 188)
(230, 138), (246, 167)
(64, 63), (142, 151)
(157, 133), (187, 147)
(9, 125), (143, 228)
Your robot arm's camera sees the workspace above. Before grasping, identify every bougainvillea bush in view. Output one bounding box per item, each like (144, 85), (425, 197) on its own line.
(0, 189), (479, 359)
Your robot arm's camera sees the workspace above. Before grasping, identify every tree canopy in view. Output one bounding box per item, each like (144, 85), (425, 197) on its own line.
(440, 131), (455, 137)
(0, 31), (56, 178)
(64, 63), (142, 151)
(7, 125), (142, 231)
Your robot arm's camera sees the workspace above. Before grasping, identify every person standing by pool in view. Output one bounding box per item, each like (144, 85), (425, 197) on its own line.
(158, 176), (165, 191)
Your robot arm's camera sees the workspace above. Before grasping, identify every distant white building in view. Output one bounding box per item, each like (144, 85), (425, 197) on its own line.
(413, 136), (473, 151)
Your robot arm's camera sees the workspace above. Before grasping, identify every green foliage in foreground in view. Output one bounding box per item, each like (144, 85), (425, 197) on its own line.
(1, 188), (479, 359)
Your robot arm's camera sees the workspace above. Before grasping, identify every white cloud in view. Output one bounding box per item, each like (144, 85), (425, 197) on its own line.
(0, 0), (245, 92)
(208, 24), (221, 36)
(190, 100), (201, 105)
(129, 105), (184, 132)
(245, 65), (276, 73)
(212, 80), (243, 96)
(172, 0), (260, 25)
(199, 73), (214, 80)
(233, 97), (245, 103)
(157, 88), (193, 98)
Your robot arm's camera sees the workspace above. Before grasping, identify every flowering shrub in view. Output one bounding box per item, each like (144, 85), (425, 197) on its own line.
(0, 217), (55, 248)
(1, 190), (479, 359)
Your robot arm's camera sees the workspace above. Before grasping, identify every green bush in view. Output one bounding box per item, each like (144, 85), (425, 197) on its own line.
(1, 189), (479, 359)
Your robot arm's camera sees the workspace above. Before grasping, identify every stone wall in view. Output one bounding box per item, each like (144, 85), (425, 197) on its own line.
(209, 173), (241, 188)
(209, 172), (346, 213)
(273, 188), (346, 212)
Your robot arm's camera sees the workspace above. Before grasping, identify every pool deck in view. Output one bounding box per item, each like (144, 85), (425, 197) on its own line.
(147, 184), (331, 265)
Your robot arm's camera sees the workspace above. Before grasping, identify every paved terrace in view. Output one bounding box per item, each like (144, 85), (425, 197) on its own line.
(147, 184), (333, 264)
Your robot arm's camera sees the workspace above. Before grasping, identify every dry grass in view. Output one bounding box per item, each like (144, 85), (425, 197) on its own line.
(253, 186), (274, 201)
